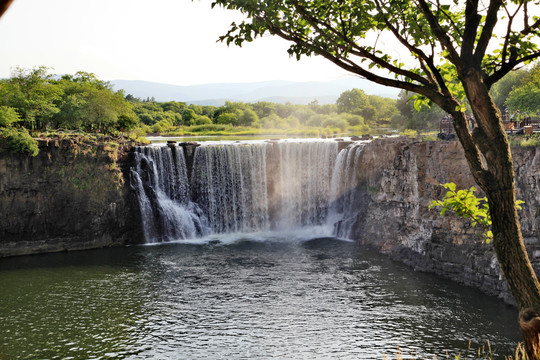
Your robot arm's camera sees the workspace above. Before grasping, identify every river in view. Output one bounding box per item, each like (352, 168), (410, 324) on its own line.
(0, 232), (520, 359)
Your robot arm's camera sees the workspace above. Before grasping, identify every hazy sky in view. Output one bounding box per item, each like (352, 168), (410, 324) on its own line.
(0, 0), (351, 85)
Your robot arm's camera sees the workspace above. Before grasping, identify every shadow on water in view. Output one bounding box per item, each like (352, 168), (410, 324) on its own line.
(0, 236), (522, 359)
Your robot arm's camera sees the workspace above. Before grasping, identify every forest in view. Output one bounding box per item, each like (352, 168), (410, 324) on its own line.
(0, 64), (538, 156)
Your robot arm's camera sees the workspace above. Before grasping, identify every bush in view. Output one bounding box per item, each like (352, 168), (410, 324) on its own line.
(401, 129), (418, 139)
(0, 106), (21, 127)
(0, 127), (39, 156)
(193, 115), (213, 125)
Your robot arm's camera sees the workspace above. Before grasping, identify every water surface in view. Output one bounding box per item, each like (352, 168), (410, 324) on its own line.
(0, 235), (520, 359)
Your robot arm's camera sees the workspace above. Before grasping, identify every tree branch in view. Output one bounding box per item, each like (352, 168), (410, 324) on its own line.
(286, 0), (433, 86)
(473, 0), (503, 63)
(461, 0), (480, 59)
(416, 0), (461, 64)
(260, 15), (447, 103)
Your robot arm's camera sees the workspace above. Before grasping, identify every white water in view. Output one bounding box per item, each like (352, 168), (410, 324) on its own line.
(131, 139), (366, 243)
(130, 146), (210, 243)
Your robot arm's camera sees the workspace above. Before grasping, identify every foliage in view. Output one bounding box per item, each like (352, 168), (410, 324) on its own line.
(509, 134), (540, 148)
(400, 129), (418, 139)
(0, 68), (140, 134)
(394, 90), (445, 130)
(0, 106), (21, 127)
(490, 70), (528, 113)
(0, 127), (39, 156)
(336, 88), (369, 114)
(430, 183), (524, 243)
(1, 66), (62, 129)
(506, 63), (540, 115)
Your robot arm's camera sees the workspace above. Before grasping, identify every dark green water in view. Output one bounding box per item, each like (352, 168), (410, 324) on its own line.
(0, 235), (521, 359)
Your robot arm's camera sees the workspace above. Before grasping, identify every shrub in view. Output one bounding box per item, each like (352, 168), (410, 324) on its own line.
(0, 106), (21, 127)
(193, 115), (213, 125)
(0, 127), (39, 156)
(401, 129), (418, 139)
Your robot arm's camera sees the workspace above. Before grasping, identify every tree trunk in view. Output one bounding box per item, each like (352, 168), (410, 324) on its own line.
(0, 0), (13, 17)
(458, 71), (540, 358)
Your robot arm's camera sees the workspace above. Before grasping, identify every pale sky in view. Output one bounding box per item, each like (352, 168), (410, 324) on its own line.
(0, 0), (352, 85)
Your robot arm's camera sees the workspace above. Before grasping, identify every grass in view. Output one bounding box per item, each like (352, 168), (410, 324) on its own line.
(157, 124), (376, 138)
(509, 133), (540, 147)
(382, 341), (529, 360)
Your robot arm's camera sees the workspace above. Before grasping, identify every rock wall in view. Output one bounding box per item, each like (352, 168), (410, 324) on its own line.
(0, 137), (144, 257)
(347, 137), (540, 304)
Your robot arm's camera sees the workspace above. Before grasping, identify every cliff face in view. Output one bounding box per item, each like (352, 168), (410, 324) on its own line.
(0, 137), (144, 257)
(346, 138), (540, 304)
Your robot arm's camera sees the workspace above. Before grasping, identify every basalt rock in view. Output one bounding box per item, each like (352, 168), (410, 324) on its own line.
(347, 137), (540, 304)
(0, 137), (144, 257)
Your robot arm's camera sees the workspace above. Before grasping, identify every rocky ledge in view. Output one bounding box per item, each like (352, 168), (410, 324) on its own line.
(345, 137), (540, 305)
(0, 136), (144, 257)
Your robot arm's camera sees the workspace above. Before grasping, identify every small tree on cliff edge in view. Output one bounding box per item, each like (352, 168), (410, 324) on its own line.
(211, 0), (540, 355)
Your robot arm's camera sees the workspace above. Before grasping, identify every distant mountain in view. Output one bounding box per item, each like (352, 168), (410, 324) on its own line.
(111, 77), (400, 105)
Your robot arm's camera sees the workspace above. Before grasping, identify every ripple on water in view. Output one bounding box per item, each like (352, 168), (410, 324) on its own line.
(0, 237), (521, 359)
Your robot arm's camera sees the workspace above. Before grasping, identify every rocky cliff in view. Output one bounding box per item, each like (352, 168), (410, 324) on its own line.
(0, 136), (144, 256)
(346, 137), (540, 304)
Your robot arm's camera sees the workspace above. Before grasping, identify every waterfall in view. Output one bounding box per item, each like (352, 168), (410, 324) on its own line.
(275, 141), (338, 229)
(328, 143), (367, 239)
(130, 145), (210, 243)
(130, 140), (366, 243)
(191, 143), (270, 233)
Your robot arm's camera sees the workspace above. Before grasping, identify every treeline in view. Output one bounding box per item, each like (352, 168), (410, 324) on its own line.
(0, 67), (138, 133)
(128, 87), (398, 134)
(0, 67), (404, 155)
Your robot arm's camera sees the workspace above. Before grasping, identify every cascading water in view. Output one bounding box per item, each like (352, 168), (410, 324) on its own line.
(329, 142), (367, 238)
(129, 145), (210, 243)
(275, 141), (338, 228)
(130, 139), (366, 243)
(191, 143), (270, 233)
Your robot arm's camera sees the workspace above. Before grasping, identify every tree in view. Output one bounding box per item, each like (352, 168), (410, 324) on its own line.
(181, 108), (197, 125)
(53, 72), (137, 132)
(2, 66), (62, 130)
(215, 112), (238, 125)
(238, 108), (259, 126)
(506, 62), (540, 114)
(213, 0), (540, 355)
(395, 90), (444, 130)
(336, 88), (369, 114)
(490, 69), (528, 113)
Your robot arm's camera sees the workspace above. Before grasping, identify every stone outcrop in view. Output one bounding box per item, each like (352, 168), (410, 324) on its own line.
(0, 136), (144, 257)
(346, 137), (540, 304)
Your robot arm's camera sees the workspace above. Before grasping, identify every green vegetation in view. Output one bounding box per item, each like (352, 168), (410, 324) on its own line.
(430, 183), (493, 243)
(0, 66), (407, 156)
(127, 90), (397, 136)
(505, 63), (540, 116)
(430, 183), (524, 244)
(0, 127), (39, 156)
(2, 65), (537, 158)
